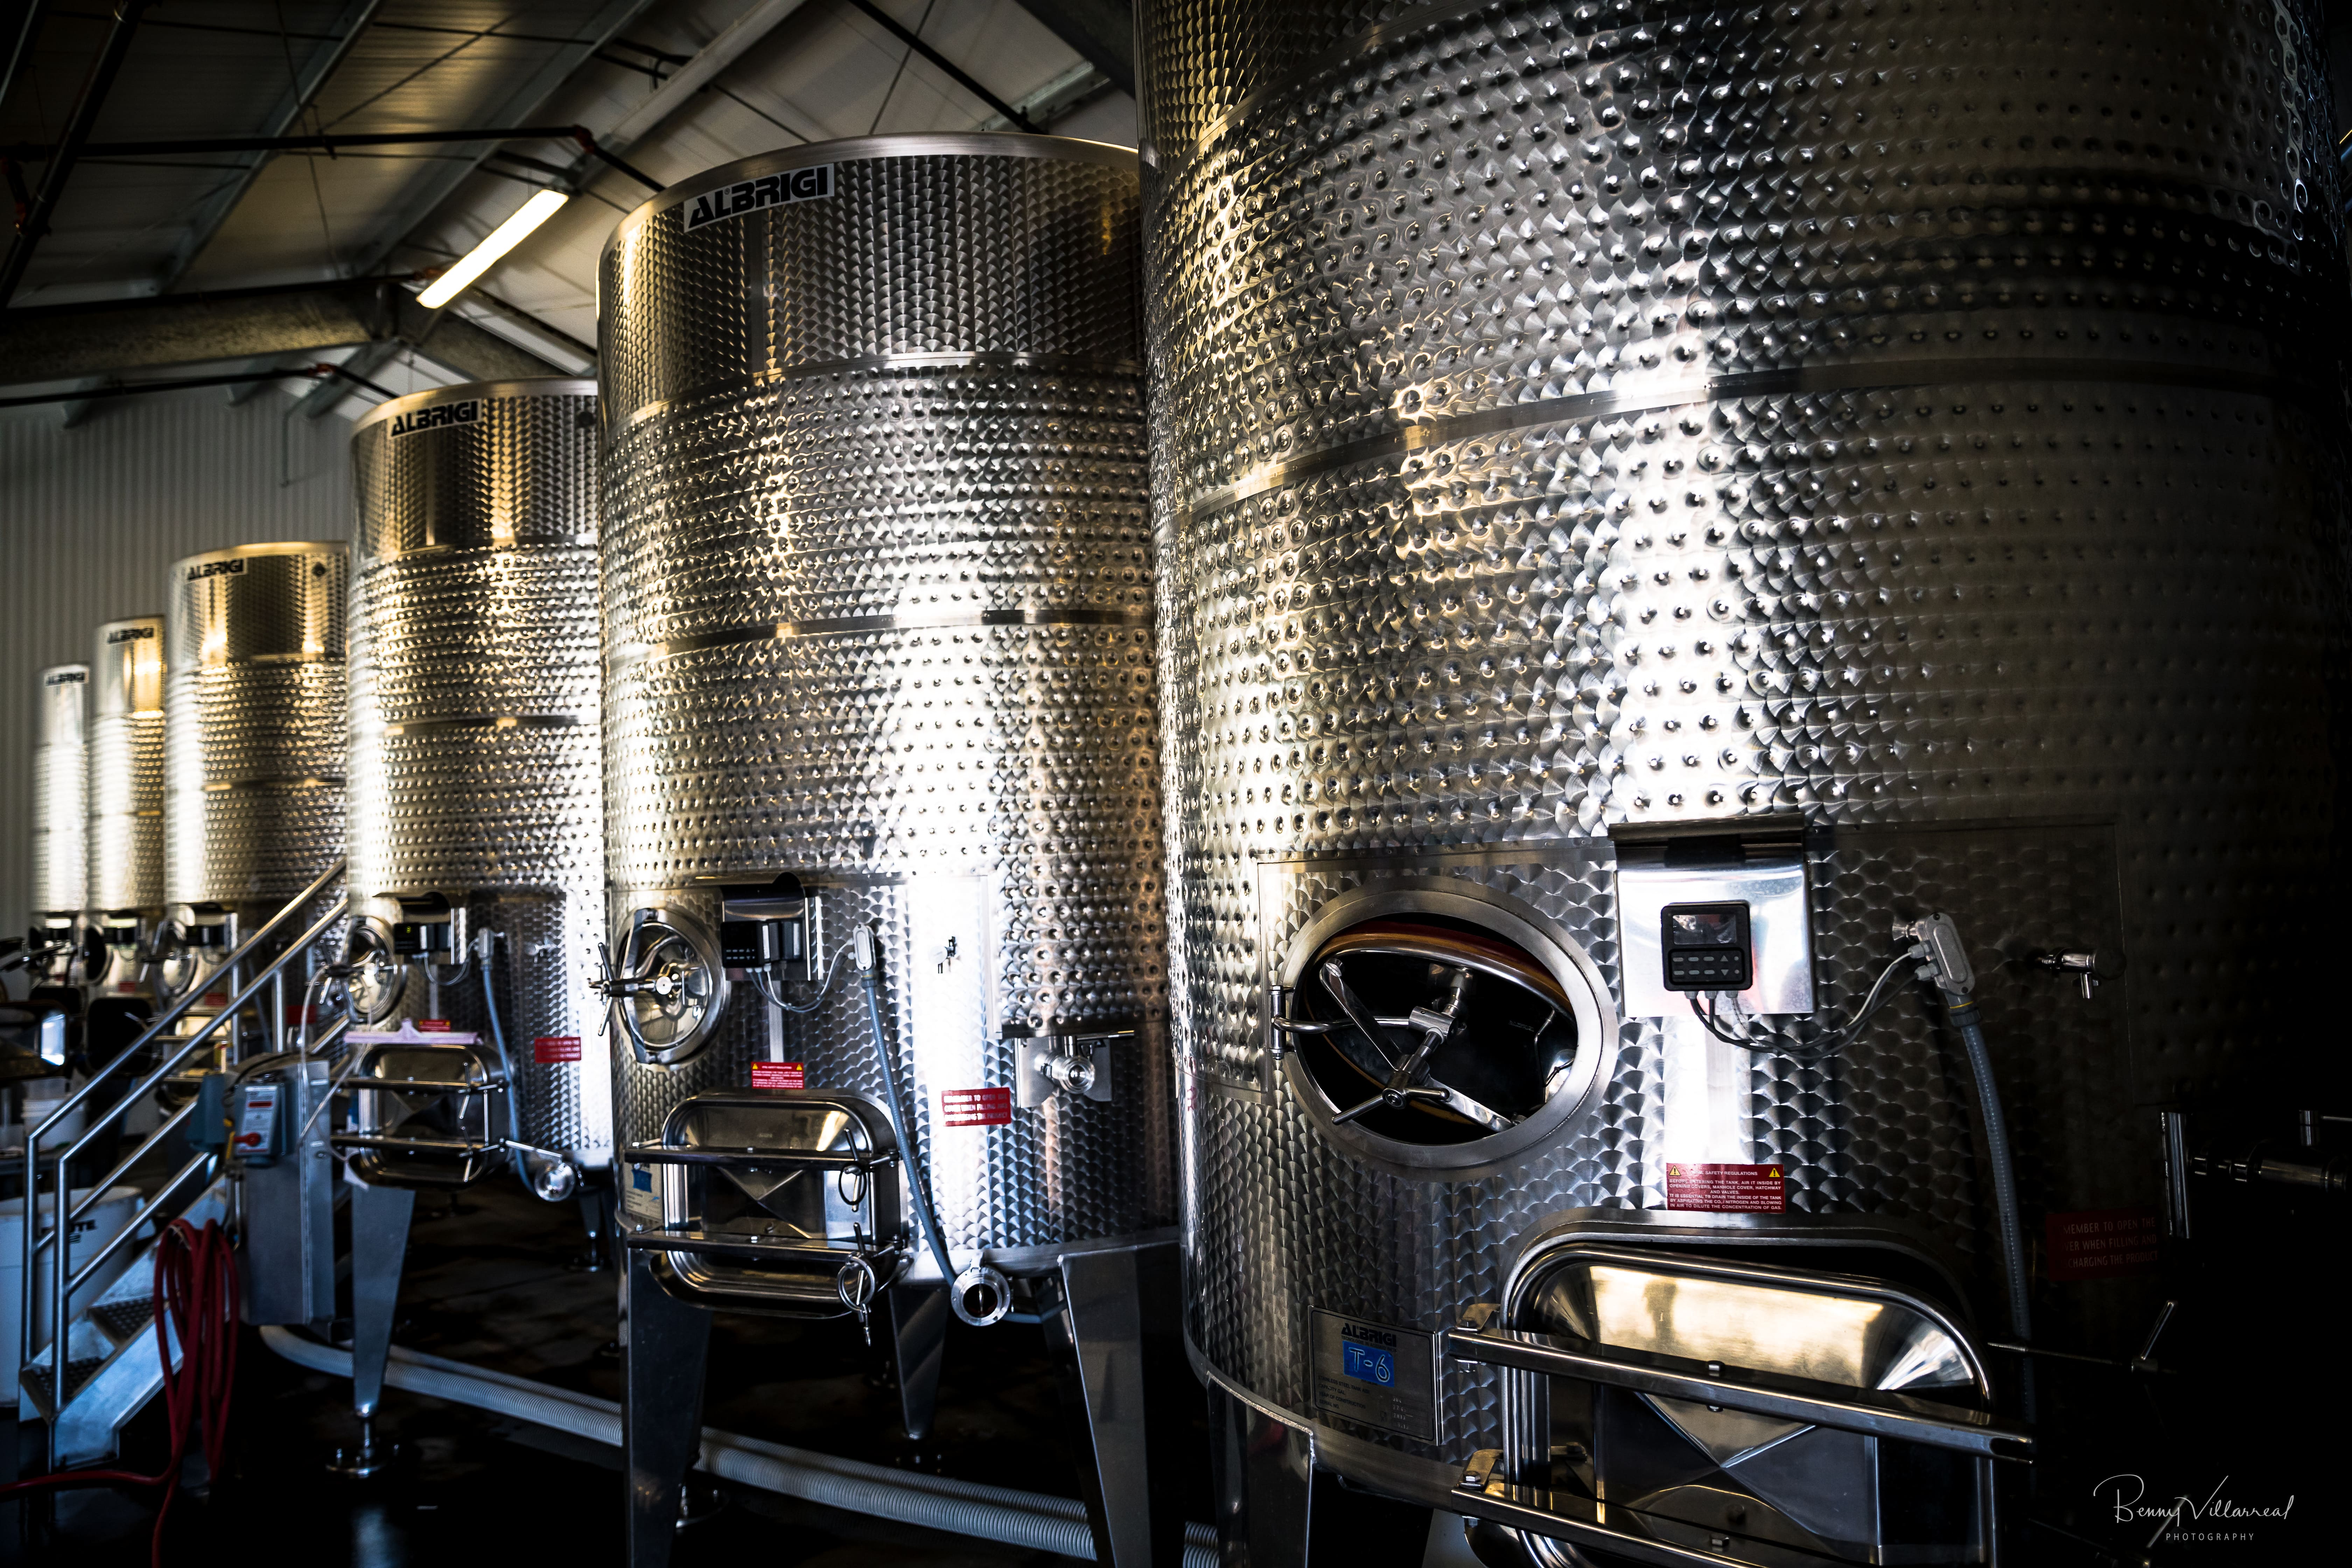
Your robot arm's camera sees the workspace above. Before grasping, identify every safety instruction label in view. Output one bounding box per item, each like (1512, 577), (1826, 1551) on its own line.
(751, 1061), (805, 1090)
(2046, 1208), (2160, 1281)
(1311, 1309), (1437, 1441)
(940, 1086), (1013, 1127)
(1665, 1162), (1787, 1212)
(417, 1018), (453, 1031)
(534, 1035), (581, 1064)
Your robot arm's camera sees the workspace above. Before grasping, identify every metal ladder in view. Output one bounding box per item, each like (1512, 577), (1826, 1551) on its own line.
(17, 859), (351, 1467)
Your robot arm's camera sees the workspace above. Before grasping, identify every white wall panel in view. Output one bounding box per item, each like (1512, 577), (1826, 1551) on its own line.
(0, 390), (352, 940)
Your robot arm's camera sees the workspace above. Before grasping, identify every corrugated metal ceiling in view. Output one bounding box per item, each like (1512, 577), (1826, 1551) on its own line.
(0, 0), (1132, 412)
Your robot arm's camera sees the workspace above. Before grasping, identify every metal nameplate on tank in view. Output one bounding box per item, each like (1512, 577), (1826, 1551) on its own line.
(1311, 1308), (1438, 1442)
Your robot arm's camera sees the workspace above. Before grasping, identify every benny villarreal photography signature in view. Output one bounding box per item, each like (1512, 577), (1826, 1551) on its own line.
(2095, 1474), (2297, 1546)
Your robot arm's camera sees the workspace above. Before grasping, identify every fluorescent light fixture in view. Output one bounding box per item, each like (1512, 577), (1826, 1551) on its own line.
(416, 189), (569, 309)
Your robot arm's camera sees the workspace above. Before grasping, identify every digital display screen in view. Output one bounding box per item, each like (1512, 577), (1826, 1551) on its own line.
(1667, 907), (1742, 947)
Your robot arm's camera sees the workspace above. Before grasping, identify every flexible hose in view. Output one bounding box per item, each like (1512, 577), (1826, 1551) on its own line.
(861, 953), (957, 1284)
(1944, 994), (2035, 1418)
(476, 933), (524, 1147)
(0, 1218), (241, 1567)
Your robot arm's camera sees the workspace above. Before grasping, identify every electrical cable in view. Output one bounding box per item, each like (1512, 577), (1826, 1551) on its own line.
(750, 940), (855, 1015)
(1687, 949), (1913, 1058)
(857, 930), (957, 1286)
(0, 1218), (240, 1567)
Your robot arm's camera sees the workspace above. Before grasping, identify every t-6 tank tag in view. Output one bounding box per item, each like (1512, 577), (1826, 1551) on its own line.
(1312, 1309), (1437, 1441)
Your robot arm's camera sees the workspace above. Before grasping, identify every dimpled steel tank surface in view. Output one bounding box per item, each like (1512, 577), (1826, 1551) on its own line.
(599, 135), (1171, 1256)
(87, 617), (167, 917)
(1143, 0), (2349, 1516)
(165, 542), (348, 927)
(348, 379), (612, 1170)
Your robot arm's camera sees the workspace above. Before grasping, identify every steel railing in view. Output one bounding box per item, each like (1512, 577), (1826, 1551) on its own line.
(19, 858), (349, 1436)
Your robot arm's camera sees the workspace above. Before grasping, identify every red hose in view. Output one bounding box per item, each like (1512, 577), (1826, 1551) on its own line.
(0, 1217), (242, 1566)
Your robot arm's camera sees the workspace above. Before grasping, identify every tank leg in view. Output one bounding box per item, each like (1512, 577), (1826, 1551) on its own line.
(622, 1250), (711, 1568)
(1209, 1382), (1311, 1568)
(337, 1178), (413, 1477)
(889, 1279), (950, 1441)
(1050, 1241), (1186, 1568)
(572, 1177), (615, 1272)
(1205, 1383), (1431, 1568)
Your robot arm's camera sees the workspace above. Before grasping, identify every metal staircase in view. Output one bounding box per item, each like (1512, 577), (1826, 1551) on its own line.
(16, 859), (350, 1467)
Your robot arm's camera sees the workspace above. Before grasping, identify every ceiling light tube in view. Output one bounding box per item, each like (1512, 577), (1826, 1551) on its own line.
(417, 188), (569, 309)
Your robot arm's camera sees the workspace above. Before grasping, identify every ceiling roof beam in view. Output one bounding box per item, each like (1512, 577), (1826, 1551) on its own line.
(0, 275), (563, 388)
(838, 0), (1033, 130)
(1, 0), (54, 120)
(552, 0), (813, 188)
(292, 338), (399, 417)
(0, 0), (154, 307)
(155, 0), (385, 290)
(975, 59), (1110, 133)
(343, 0), (661, 280)
(1010, 0), (1132, 99)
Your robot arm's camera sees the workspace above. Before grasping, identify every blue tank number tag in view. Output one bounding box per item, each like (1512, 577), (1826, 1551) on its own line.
(1341, 1340), (1395, 1386)
(1312, 1308), (1437, 1440)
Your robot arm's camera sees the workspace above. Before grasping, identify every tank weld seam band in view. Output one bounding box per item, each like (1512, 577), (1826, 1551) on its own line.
(357, 539), (595, 566)
(188, 652), (343, 667)
(1176, 356), (2308, 521)
(1172, 1052), (1282, 1106)
(379, 713), (587, 735)
(605, 351), (1145, 440)
(197, 775), (345, 792)
(608, 607), (1154, 668)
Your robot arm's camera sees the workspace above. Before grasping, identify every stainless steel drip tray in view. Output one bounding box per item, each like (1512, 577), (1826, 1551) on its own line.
(635, 1088), (910, 1316)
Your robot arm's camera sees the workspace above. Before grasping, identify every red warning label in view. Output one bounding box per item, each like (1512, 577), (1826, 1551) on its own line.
(417, 1018), (453, 1031)
(940, 1086), (1013, 1127)
(751, 1061), (805, 1090)
(2045, 1208), (2160, 1282)
(534, 1035), (582, 1064)
(1665, 1162), (1788, 1213)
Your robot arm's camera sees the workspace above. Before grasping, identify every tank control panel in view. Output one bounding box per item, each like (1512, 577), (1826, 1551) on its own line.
(718, 873), (822, 984)
(1660, 902), (1754, 992)
(392, 892), (455, 957)
(1612, 832), (1815, 1018)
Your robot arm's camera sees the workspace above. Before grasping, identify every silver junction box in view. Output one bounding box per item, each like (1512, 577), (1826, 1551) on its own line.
(1615, 845), (1815, 1019)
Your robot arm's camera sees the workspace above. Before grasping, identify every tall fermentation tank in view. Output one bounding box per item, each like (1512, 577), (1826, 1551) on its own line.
(1142, 0), (2348, 1555)
(164, 542), (348, 938)
(29, 664), (89, 923)
(599, 134), (1170, 1293)
(346, 378), (611, 1179)
(86, 617), (167, 917)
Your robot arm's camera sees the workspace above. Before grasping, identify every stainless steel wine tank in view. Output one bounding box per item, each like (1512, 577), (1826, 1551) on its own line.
(597, 134), (1171, 1285)
(346, 379), (612, 1181)
(1140, 0), (2350, 1553)
(86, 617), (166, 919)
(30, 663), (88, 923)
(163, 542), (348, 950)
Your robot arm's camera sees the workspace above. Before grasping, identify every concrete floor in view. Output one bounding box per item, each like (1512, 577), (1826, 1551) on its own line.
(4, 1178), (1188, 1564)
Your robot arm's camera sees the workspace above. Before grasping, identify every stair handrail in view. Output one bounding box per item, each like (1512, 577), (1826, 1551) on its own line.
(19, 858), (347, 1420)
